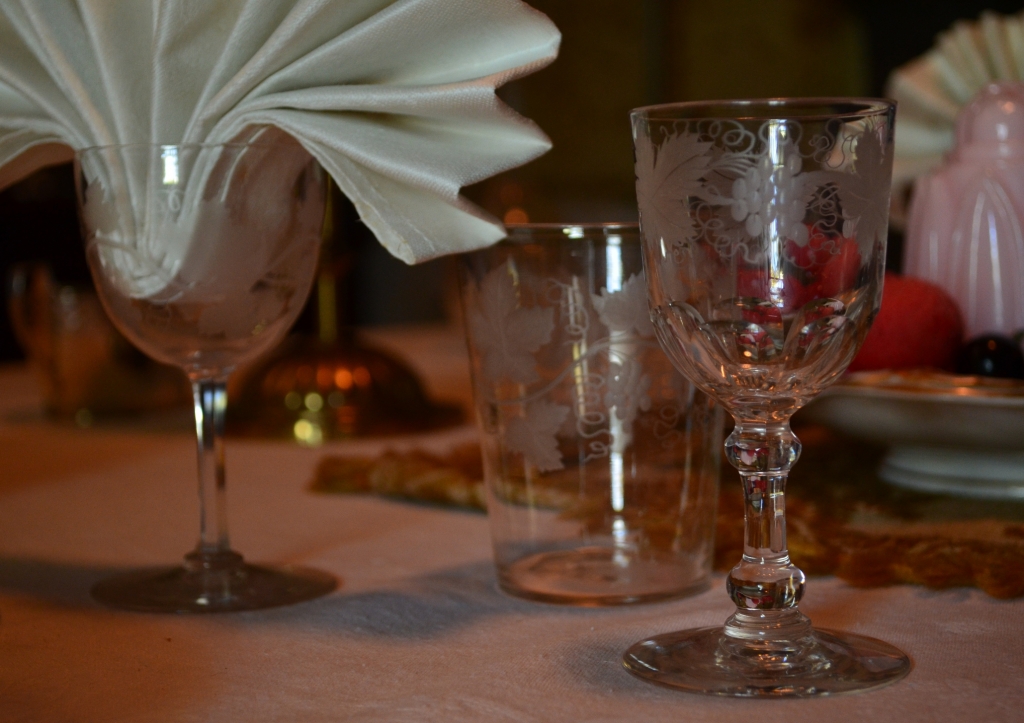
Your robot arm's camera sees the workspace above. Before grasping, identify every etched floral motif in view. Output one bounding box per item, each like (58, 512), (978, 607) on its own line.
(591, 273), (658, 448)
(470, 263), (685, 473)
(604, 357), (652, 425)
(832, 128), (892, 247)
(592, 273), (656, 338)
(728, 150), (811, 245)
(634, 129), (714, 246)
(504, 400), (571, 472)
(467, 263), (554, 385)
(634, 119), (891, 254)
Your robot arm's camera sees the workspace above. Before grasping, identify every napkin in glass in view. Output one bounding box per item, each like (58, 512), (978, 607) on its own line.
(0, 0), (560, 273)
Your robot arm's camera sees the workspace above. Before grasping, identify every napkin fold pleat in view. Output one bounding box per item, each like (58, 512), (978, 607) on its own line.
(0, 0), (560, 266)
(244, 0), (557, 93)
(323, 151), (507, 261)
(78, 2), (156, 145)
(238, 110), (543, 197)
(9, 1), (112, 146)
(224, 81), (548, 176)
(178, 0), (396, 145)
(156, 2), (297, 144)
(0, 16), (91, 147)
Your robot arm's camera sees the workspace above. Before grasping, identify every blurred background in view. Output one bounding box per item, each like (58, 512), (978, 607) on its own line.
(2, 0), (1022, 362)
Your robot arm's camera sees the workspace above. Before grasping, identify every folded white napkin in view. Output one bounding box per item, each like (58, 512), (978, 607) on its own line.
(0, 0), (560, 265)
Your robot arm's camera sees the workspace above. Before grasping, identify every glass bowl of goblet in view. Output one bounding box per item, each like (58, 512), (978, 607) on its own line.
(75, 129), (337, 612)
(623, 98), (911, 696)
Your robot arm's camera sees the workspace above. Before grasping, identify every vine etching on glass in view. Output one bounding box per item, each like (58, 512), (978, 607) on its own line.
(633, 117), (893, 267)
(470, 262), (686, 473)
(466, 263), (554, 385)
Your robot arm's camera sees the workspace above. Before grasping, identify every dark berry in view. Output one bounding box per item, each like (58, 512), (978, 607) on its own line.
(956, 335), (1024, 379)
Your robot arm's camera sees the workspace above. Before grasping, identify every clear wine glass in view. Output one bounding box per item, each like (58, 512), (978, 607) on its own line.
(623, 99), (910, 695)
(74, 130), (337, 612)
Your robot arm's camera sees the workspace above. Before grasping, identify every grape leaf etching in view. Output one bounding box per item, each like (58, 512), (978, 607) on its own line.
(832, 128), (892, 246)
(634, 119), (891, 259)
(504, 400), (571, 472)
(634, 129), (714, 246)
(605, 357), (652, 429)
(468, 264), (554, 385)
(592, 273), (656, 338)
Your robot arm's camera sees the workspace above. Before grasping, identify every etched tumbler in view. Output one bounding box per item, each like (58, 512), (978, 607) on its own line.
(459, 224), (722, 605)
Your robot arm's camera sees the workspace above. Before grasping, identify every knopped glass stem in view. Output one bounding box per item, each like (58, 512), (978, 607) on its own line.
(723, 420), (810, 644)
(187, 378), (243, 573)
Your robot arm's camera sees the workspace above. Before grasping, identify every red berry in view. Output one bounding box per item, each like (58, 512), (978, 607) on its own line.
(781, 276), (815, 311)
(737, 269), (770, 298)
(849, 273), (964, 372)
(817, 239), (861, 297)
(737, 268), (813, 313)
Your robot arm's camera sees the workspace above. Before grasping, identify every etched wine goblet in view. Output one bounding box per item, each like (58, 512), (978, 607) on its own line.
(623, 99), (910, 695)
(75, 131), (336, 612)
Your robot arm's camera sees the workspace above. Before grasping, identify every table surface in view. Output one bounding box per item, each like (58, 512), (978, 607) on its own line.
(0, 326), (1021, 723)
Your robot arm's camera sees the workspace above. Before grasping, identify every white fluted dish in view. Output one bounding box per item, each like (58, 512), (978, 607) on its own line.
(802, 371), (1024, 499)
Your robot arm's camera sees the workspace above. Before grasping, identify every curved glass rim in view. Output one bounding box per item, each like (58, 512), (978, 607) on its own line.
(501, 222), (640, 245)
(630, 97), (895, 123)
(506, 222), (638, 231)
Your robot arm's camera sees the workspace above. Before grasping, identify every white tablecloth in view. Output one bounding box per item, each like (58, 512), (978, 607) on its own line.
(0, 327), (1021, 722)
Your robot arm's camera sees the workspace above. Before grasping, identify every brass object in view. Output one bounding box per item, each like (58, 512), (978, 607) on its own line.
(838, 369), (1024, 397)
(229, 336), (460, 442)
(228, 180), (461, 443)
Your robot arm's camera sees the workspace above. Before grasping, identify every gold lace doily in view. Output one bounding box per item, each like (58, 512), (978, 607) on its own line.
(312, 425), (1024, 599)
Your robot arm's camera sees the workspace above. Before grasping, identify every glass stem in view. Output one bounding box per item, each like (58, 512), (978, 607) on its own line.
(190, 379), (236, 566)
(723, 420), (810, 642)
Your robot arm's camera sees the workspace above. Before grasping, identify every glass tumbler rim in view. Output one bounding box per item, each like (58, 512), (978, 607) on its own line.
(630, 97), (895, 123)
(501, 222), (640, 247)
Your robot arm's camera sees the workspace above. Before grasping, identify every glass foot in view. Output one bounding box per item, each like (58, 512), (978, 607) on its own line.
(500, 547), (707, 606)
(91, 551), (337, 613)
(623, 626), (911, 697)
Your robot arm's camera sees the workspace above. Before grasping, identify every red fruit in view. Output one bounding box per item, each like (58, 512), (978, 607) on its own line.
(817, 239), (861, 297)
(737, 268), (770, 298)
(737, 264), (806, 309)
(785, 238), (816, 270)
(737, 268), (813, 313)
(849, 273), (964, 372)
(781, 276), (815, 311)
(786, 227), (855, 272)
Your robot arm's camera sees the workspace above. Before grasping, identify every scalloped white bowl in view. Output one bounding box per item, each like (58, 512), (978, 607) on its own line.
(801, 371), (1024, 499)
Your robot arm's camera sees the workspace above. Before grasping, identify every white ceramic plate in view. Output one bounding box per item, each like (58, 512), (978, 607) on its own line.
(801, 371), (1024, 499)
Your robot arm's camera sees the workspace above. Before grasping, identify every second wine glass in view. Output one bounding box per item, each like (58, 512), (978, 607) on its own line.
(76, 129), (336, 612)
(623, 99), (910, 696)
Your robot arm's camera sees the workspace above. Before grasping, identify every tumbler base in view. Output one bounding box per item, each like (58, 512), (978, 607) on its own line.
(499, 547), (707, 606)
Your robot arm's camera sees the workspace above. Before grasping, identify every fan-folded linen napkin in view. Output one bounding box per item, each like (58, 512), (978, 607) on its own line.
(0, 0), (560, 265)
